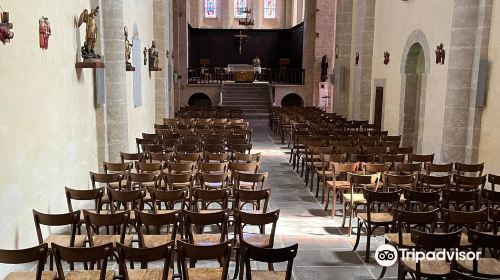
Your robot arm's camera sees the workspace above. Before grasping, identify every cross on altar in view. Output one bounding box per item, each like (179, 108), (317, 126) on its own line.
(234, 30), (248, 55)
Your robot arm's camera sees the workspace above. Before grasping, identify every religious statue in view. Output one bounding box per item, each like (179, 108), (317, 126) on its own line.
(435, 43), (445, 64)
(78, 6), (100, 60)
(148, 40), (160, 70)
(0, 25), (13, 44)
(383, 51), (390, 65)
(124, 26), (133, 67)
(252, 56), (261, 67)
(355, 52), (360, 65)
(143, 47), (148, 65)
(39, 17), (51, 50)
(321, 55), (329, 82)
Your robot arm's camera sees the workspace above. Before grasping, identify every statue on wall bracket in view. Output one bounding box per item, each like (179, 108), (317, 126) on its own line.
(78, 6), (100, 61)
(0, 10), (14, 44)
(435, 43), (445, 65)
(39, 17), (51, 50)
(383, 51), (390, 65)
(124, 26), (133, 70)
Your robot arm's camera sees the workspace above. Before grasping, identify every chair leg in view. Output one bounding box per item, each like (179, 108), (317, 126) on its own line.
(342, 202), (348, 228)
(310, 169), (315, 192)
(365, 224), (371, 263)
(324, 189), (330, 211)
(332, 189), (338, 217)
(353, 219), (361, 251)
(304, 165), (310, 186)
(348, 205), (353, 236)
(300, 158), (305, 177)
(232, 249), (240, 280)
(267, 262), (274, 271)
(378, 266), (387, 279)
(316, 176), (321, 198)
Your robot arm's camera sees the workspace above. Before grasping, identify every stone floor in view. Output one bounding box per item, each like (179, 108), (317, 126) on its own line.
(252, 126), (397, 280)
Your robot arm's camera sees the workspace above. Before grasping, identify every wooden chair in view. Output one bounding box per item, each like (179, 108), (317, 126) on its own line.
(198, 172), (230, 190)
(234, 188), (271, 214)
(53, 243), (114, 280)
(135, 210), (180, 248)
(239, 241), (298, 280)
(162, 173), (195, 190)
(167, 162), (196, 174)
(442, 208), (487, 237)
(324, 162), (358, 216)
(83, 210), (132, 248)
(408, 154), (435, 165)
(233, 152), (261, 163)
(488, 174), (500, 191)
(453, 174), (487, 191)
(0, 243), (55, 280)
(191, 188), (230, 213)
(353, 189), (399, 262)
(316, 153), (347, 200)
(304, 146), (333, 189)
(396, 162), (422, 176)
(399, 229), (462, 280)
(442, 189), (481, 211)
(176, 152), (203, 164)
(117, 241), (174, 280)
(199, 162), (228, 174)
(204, 151), (231, 163)
(420, 174), (451, 192)
(90, 172), (123, 210)
(149, 152), (174, 163)
(456, 230), (500, 278)
(228, 143), (253, 154)
(103, 162), (131, 188)
(121, 152), (145, 163)
(177, 240), (232, 280)
(424, 162), (453, 176)
(127, 172), (159, 191)
(204, 144), (226, 153)
(183, 210), (229, 246)
(342, 173), (380, 233)
(32, 210), (85, 270)
(107, 188), (145, 222)
(65, 187), (104, 230)
(233, 171), (268, 191)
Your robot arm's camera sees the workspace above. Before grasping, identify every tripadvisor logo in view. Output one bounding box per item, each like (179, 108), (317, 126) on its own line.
(374, 244), (481, 267)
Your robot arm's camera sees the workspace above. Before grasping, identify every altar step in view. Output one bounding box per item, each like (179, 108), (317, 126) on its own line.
(221, 83), (271, 127)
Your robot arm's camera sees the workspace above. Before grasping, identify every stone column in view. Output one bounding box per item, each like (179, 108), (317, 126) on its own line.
(154, 0), (170, 123)
(302, 0), (317, 106)
(440, 0), (491, 163)
(253, 0), (262, 29)
(173, 0), (189, 112)
(102, 0), (128, 161)
(333, 0), (352, 117)
(351, 0), (375, 121)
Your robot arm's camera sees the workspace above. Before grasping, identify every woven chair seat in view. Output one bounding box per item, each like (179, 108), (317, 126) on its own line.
(457, 258), (500, 276)
(357, 213), (393, 223)
(5, 271), (57, 280)
(45, 235), (86, 248)
(64, 270), (114, 280)
(92, 235), (133, 247)
(127, 269), (164, 280)
(192, 234), (223, 246)
(241, 233), (271, 248)
(401, 259), (450, 276)
(251, 271), (287, 280)
(187, 268), (223, 280)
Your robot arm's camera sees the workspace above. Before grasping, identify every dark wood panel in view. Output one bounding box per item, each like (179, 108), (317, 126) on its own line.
(188, 23), (303, 69)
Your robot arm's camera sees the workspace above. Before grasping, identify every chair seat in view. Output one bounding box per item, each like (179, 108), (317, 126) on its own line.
(457, 258), (500, 276)
(45, 234), (86, 248)
(316, 170), (333, 178)
(239, 209), (264, 214)
(199, 209), (225, 214)
(187, 268), (223, 280)
(401, 259), (450, 276)
(143, 235), (178, 248)
(342, 193), (366, 204)
(193, 234), (223, 246)
(92, 235), (133, 247)
(127, 269), (164, 280)
(241, 233), (271, 248)
(156, 209), (178, 215)
(326, 180), (350, 189)
(386, 233), (470, 248)
(64, 270), (115, 280)
(5, 271), (57, 280)
(357, 212), (393, 223)
(251, 271), (287, 280)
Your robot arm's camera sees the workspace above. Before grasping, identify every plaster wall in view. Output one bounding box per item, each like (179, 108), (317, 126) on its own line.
(369, 0), (453, 158)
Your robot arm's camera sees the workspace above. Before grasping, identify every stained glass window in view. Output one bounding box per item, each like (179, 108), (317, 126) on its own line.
(264, 0), (276, 19)
(234, 0), (248, 18)
(205, 0), (217, 18)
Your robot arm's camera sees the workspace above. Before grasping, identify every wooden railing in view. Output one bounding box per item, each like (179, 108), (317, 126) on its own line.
(187, 67), (305, 85)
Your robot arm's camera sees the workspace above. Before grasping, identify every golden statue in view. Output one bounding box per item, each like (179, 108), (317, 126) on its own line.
(78, 6), (100, 59)
(124, 26), (133, 67)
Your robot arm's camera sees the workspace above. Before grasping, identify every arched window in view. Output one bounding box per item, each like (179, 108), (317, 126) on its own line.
(205, 0), (217, 18)
(234, 0), (248, 18)
(264, 0), (276, 19)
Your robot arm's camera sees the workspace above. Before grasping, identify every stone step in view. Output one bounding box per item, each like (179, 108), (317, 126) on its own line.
(223, 101), (270, 105)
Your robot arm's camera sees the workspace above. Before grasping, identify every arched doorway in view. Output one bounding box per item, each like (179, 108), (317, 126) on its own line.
(281, 93), (304, 107)
(188, 93), (212, 107)
(402, 43), (425, 148)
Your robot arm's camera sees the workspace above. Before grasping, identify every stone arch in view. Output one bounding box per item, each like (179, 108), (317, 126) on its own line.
(188, 92), (212, 107)
(281, 93), (304, 107)
(399, 30), (431, 152)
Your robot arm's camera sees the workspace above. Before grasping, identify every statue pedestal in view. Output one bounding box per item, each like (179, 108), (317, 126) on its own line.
(149, 67), (162, 72)
(319, 82), (332, 113)
(75, 61), (105, 69)
(126, 65), (135, 71)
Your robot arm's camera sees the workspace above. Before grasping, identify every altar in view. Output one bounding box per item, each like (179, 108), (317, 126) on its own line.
(227, 64), (261, 82)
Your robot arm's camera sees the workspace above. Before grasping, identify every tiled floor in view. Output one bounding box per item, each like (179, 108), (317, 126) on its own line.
(252, 126), (397, 280)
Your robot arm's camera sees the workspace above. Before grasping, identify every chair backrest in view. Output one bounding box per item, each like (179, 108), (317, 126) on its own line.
(488, 174), (500, 191)
(183, 210), (229, 243)
(89, 172), (122, 189)
(234, 171), (268, 190)
(235, 210), (280, 246)
(53, 243), (112, 279)
(420, 174), (450, 191)
(120, 152), (145, 163)
(402, 189), (440, 211)
(410, 229), (462, 251)
(103, 162), (132, 174)
(117, 242), (174, 280)
(32, 210), (80, 245)
(149, 152), (174, 163)
(135, 210), (180, 241)
(84, 210), (129, 246)
(453, 174), (487, 190)
(234, 152), (261, 163)
(442, 189), (480, 211)
(385, 174), (416, 192)
(424, 162), (453, 176)
(199, 172), (230, 189)
(136, 162), (164, 173)
(200, 162), (228, 173)
(65, 187), (103, 212)
(177, 240), (232, 280)
(127, 172), (158, 189)
(234, 188), (271, 213)
(163, 173), (195, 190)
(396, 162), (422, 175)
(107, 188), (145, 212)
(167, 162), (196, 173)
(363, 189), (399, 218)
(442, 208), (487, 232)
(204, 151), (231, 163)
(408, 153), (435, 164)
(0, 243), (49, 280)
(149, 188), (188, 211)
(394, 209), (438, 236)
(349, 173), (380, 193)
(191, 188), (230, 211)
(240, 241), (298, 280)
(364, 163), (390, 174)
(230, 162), (260, 173)
(454, 162), (484, 177)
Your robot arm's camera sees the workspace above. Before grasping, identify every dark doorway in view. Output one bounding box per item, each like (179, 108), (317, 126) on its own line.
(281, 93), (304, 107)
(374, 87), (384, 131)
(188, 93), (212, 107)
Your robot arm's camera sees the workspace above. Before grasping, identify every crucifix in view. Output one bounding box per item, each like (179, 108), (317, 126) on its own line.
(234, 30), (248, 55)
